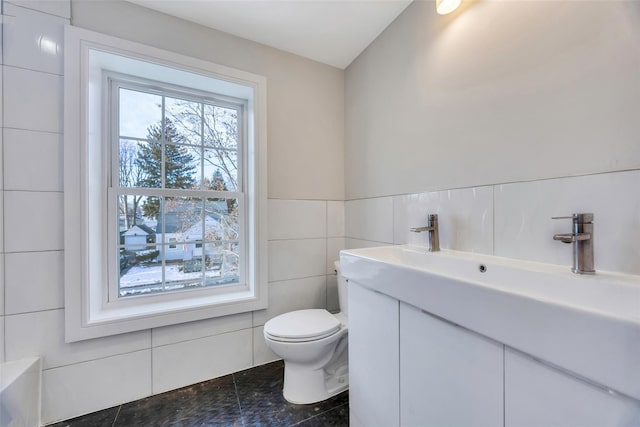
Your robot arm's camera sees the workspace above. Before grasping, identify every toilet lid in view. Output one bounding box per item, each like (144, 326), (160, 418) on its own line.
(264, 309), (340, 341)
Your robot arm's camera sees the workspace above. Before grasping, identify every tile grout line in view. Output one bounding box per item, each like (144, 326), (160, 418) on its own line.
(290, 401), (349, 426)
(110, 404), (122, 427)
(231, 373), (246, 427)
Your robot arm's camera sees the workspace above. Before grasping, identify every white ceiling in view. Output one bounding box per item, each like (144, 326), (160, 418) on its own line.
(127, 0), (413, 69)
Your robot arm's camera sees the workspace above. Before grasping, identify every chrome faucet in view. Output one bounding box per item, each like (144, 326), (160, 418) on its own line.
(410, 214), (440, 252)
(552, 213), (595, 274)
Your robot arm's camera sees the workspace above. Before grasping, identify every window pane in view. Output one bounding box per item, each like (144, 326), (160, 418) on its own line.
(165, 144), (199, 189)
(162, 197), (203, 237)
(203, 148), (238, 191)
(118, 194), (154, 233)
(165, 97), (202, 145)
(203, 105), (238, 150)
(119, 139), (147, 188)
(119, 88), (162, 139)
(119, 244), (163, 297)
(129, 140), (163, 189)
(204, 242), (240, 285)
(205, 198), (239, 241)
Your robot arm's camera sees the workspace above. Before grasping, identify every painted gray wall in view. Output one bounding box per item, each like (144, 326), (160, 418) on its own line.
(345, 0), (640, 199)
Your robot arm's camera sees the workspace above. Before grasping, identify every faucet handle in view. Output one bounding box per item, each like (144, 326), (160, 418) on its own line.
(551, 215), (576, 220)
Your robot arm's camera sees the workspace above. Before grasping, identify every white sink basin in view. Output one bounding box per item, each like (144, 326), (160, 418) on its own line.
(340, 245), (640, 401)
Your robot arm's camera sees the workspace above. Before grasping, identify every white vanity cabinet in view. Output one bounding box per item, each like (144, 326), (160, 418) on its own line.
(400, 303), (504, 427)
(349, 281), (400, 427)
(505, 349), (640, 427)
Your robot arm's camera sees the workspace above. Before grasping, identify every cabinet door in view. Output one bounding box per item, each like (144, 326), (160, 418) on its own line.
(505, 348), (640, 427)
(349, 281), (400, 427)
(400, 303), (504, 427)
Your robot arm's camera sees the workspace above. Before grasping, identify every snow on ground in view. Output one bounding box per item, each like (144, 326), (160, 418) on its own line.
(120, 263), (220, 288)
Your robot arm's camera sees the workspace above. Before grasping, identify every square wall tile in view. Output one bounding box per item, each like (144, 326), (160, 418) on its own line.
(268, 199), (326, 240)
(495, 170), (640, 275)
(152, 312), (252, 347)
(4, 191), (63, 252)
(41, 350), (151, 425)
(0, 75), (3, 135)
(0, 316), (4, 363)
(0, 68), (3, 128)
(2, 3), (67, 75)
(345, 197), (394, 243)
(327, 201), (345, 237)
(268, 238), (326, 282)
(327, 237), (346, 274)
(5, 309), (151, 369)
(6, 0), (71, 18)
(152, 329), (252, 394)
(253, 326), (280, 366)
(4, 251), (64, 314)
(394, 186), (494, 254)
(253, 276), (327, 326)
(3, 128), (63, 191)
(3, 66), (63, 133)
(345, 238), (391, 250)
(0, 192), (4, 253)
(0, 255), (4, 316)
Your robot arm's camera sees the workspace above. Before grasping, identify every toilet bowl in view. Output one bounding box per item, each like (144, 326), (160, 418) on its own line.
(264, 261), (348, 404)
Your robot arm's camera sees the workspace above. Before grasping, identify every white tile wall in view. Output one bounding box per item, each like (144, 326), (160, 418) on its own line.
(495, 171), (640, 275)
(3, 191), (63, 252)
(253, 276), (327, 326)
(0, 67), (3, 128)
(0, 190), (4, 253)
(0, 255), (4, 317)
(4, 251), (64, 314)
(151, 329), (253, 394)
(3, 129), (63, 191)
(268, 238), (327, 282)
(345, 238), (390, 250)
(345, 197), (394, 243)
(345, 170), (640, 277)
(0, 316), (4, 363)
(268, 199), (326, 240)
(5, 309), (151, 369)
(151, 312), (252, 347)
(327, 237), (345, 274)
(2, 3), (67, 75)
(41, 350), (151, 425)
(393, 186), (494, 254)
(328, 201), (345, 237)
(6, 0), (71, 19)
(2, 66), (63, 133)
(252, 325), (279, 366)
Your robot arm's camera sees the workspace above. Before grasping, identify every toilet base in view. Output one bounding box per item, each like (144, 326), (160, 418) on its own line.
(282, 362), (349, 405)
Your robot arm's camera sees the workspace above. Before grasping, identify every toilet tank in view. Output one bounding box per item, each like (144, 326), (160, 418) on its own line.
(334, 261), (348, 317)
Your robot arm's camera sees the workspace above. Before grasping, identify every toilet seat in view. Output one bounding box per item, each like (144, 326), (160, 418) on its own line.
(264, 309), (341, 342)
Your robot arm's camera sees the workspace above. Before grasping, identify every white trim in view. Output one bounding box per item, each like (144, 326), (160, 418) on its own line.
(64, 25), (268, 342)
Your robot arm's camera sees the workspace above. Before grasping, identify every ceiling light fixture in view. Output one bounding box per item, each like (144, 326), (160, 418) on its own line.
(436, 0), (461, 15)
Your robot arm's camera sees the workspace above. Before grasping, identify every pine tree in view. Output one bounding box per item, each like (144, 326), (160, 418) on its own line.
(137, 118), (196, 219)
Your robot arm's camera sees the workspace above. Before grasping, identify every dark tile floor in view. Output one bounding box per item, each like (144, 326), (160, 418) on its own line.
(49, 361), (349, 427)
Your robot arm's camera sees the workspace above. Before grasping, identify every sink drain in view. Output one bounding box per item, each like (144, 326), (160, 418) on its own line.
(478, 264), (487, 273)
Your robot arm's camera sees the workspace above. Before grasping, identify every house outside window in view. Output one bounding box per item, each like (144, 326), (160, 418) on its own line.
(64, 26), (268, 342)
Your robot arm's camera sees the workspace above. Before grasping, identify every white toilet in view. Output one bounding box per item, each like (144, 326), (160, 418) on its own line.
(264, 261), (349, 404)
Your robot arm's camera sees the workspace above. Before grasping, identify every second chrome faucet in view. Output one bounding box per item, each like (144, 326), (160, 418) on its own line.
(410, 214), (440, 252)
(552, 213), (595, 274)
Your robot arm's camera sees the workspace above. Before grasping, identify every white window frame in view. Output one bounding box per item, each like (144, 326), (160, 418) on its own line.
(64, 26), (268, 342)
